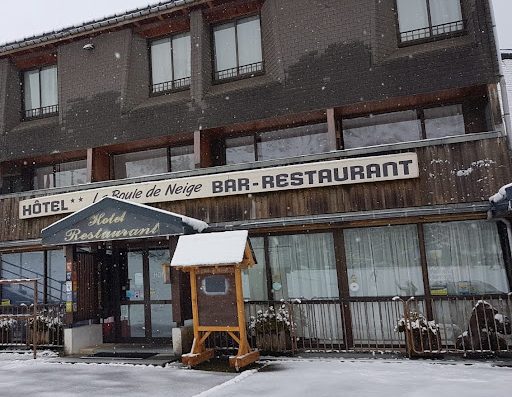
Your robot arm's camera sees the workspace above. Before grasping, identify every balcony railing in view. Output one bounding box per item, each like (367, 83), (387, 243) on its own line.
(400, 20), (464, 43)
(214, 61), (264, 81)
(151, 76), (191, 95)
(24, 105), (59, 120)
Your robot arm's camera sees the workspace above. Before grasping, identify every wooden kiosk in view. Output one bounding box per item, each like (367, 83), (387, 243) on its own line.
(171, 230), (260, 370)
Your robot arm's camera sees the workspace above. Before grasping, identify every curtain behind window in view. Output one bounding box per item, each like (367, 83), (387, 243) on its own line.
(424, 221), (508, 295)
(237, 16), (262, 67)
(214, 22), (237, 72)
(40, 66), (58, 108)
(429, 0), (462, 26)
(242, 237), (268, 300)
(172, 33), (191, 81)
(151, 38), (173, 86)
(24, 70), (40, 111)
(268, 233), (338, 300)
(344, 225), (424, 297)
(397, 0), (429, 33)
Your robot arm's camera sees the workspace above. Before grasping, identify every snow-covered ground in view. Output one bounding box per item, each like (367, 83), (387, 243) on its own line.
(0, 352), (510, 397)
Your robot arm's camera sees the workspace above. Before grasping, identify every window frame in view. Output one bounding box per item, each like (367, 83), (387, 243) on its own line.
(112, 143), (195, 180)
(211, 13), (265, 83)
(148, 32), (192, 96)
(395, 0), (465, 46)
(21, 65), (59, 121)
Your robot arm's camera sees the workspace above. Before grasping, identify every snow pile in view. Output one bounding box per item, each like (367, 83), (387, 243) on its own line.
(489, 182), (512, 203)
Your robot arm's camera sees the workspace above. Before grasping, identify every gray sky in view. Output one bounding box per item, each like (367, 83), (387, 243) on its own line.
(0, 0), (511, 47)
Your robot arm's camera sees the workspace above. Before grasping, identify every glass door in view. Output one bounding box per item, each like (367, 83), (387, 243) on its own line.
(120, 249), (173, 341)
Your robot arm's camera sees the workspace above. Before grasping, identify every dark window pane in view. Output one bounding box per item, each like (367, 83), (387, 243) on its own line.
(170, 145), (194, 172)
(343, 110), (421, 149)
(114, 148), (168, 179)
(202, 275), (229, 295)
(257, 123), (330, 161)
(226, 136), (256, 165)
(424, 105), (465, 139)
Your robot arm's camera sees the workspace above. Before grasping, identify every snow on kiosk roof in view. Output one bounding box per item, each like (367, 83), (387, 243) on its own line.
(171, 230), (255, 268)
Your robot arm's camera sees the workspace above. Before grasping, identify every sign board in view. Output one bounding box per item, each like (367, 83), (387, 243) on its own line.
(20, 153), (419, 219)
(41, 197), (186, 245)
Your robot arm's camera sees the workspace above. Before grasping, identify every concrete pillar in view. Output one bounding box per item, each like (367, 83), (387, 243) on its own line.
(63, 323), (103, 355)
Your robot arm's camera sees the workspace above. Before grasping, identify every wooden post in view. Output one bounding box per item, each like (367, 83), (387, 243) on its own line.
(33, 279), (37, 360)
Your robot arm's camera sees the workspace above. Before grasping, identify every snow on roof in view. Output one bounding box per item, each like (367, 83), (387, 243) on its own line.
(489, 182), (512, 203)
(171, 230), (249, 267)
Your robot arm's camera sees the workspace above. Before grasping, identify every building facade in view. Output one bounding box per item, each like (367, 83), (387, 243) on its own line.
(0, 0), (511, 354)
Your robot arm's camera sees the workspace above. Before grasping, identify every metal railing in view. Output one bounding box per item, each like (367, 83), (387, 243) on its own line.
(24, 104), (59, 120)
(400, 20), (464, 43)
(214, 61), (264, 81)
(0, 303), (65, 348)
(151, 76), (191, 94)
(202, 295), (512, 356)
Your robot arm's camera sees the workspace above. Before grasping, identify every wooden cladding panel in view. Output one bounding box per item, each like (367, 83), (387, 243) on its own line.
(1, 138), (512, 242)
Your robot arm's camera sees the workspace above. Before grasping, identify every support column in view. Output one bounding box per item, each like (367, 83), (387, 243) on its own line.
(190, 9), (211, 104)
(87, 148), (110, 183)
(194, 130), (213, 168)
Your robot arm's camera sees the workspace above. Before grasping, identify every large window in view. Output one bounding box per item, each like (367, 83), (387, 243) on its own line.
(150, 33), (191, 94)
(342, 104), (466, 149)
(424, 220), (508, 296)
(23, 65), (58, 119)
(397, 0), (463, 43)
(344, 225), (424, 297)
(0, 250), (66, 304)
(225, 123), (330, 165)
(267, 233), (338, 300)
(242, 237), (268, 301)
(33, 159), (88, 190)
(213, 15), (263, 81)
(113, 145), (194, 179)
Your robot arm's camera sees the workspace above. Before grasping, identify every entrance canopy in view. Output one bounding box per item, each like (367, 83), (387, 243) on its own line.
(41, 197), (208, 246)
(489, 183), (512, 218)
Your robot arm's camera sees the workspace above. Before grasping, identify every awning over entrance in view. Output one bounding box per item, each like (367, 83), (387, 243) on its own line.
(489, 183), (512, 218)
(41, 197), (208, 246)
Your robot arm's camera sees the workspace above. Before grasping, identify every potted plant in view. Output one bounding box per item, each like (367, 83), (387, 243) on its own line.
(0, 318), (16, 344)
(396, 311), (442, 357)
(28, 309), (63, 346)
(249, 304), (294, 352)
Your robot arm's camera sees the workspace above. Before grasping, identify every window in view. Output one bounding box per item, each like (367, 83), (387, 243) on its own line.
(213, 15), (263, 81)
(342, 105), (467, 150)
(267, 233), (338, 300)
(397, 0), (463, 43)
(23, 65), (58, 119)
(33, 159), (87, 190)
(202, 275), (229, 295)
(344, 225), (423, 297)
(0, 250), (66, 304)
(343, 110), (422, 149)
(225, 123), (330, 165)
(424, 220), (508, 296)
(242, 237), (268, 300)
(113, 145), (195, 179)
(150, 33), (191, 94)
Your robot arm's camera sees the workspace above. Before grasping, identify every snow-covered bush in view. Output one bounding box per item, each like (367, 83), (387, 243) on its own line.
(396, 311), (441, 354)
(249, 304), (293, 334)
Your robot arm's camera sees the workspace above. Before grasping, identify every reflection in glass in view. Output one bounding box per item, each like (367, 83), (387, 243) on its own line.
(0, 252), (44, 303)
(242, 237), (267, 300)
(127, 252), (144, 301)
(226, 136), (256, 165)
(148, 250), (171, 300)
(114, 148), (168, 179)
(257, 123), (330, 161)
(170, 145), (194, 172)
(48, 250), (66, 303)
(121, 304), (145, 338)
(424, 105), (465, 139)
(151, 304), (174, 338)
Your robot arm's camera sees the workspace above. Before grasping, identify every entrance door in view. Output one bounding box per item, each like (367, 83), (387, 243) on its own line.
(120, 249), (173, 341)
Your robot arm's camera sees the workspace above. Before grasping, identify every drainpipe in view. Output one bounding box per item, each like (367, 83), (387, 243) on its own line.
(489, 0), (512, 149)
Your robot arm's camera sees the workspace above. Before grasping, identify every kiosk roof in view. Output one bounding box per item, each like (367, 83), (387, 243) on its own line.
(171, 230), (249, 267)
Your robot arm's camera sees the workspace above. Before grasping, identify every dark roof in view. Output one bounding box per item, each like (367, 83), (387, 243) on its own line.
(0, 0), (199, 55)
